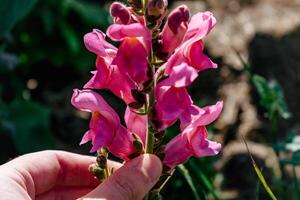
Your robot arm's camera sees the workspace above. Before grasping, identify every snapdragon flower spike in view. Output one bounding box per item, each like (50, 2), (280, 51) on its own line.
(75, 1), (223, 173)
(71, 89), (145, 160)
(163, 101), (223, 168)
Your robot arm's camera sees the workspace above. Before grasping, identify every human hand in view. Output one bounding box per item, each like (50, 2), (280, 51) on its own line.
(0, 150), (162, 200)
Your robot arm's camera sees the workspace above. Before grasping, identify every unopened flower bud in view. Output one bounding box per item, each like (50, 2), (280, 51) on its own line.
(146, 0), (167, 19)
(131, 89), (146, 104)
(128, 89), (146, 109)
(110, 2), (131, 24)
(155, 145), (165, 161)
(167, 5), (190, 34)
(128, 133), (144, 159)
(146, 0), (168, 28)
(128, 101), (144, 109)
(159, 5), (190, 57)
(89, 163), (105, 181)
(132, 133), (144, 153)
(128, 0), (143, 15)
(96, 155), (107, 169)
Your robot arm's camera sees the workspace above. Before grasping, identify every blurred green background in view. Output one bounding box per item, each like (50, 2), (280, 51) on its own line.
(1, 0), (300, 199)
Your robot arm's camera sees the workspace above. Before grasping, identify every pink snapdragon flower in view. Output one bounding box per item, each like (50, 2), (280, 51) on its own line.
(163, 11), (217, 74)
(154, 63), (197, 130)
(83, 24), (151, 104)
(71, 89), (146, 160)
(163, 102), (223, 167)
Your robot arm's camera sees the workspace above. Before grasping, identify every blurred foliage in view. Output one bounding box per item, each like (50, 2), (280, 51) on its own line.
(0, 0), (37, 36)
(237, 52), (291, 144)
(238, 52), (291, 123)
(237, 52), (300, 200)
(0, 0), (111, 162)
(243, 137), (278, 200)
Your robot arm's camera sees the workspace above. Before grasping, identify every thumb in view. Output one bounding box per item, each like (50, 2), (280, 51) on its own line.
(82, 154), (162, 200)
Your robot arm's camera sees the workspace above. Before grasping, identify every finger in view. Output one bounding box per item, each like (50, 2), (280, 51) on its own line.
(2, 150), (122, 196)
(36, 186), (93, 200)
(82, 154), (162, 200)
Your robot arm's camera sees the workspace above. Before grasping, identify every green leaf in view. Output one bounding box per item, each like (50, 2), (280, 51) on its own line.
(148, 190), (163, 200)
(0, 0), (37, 37)
(242, 137), (278, 200)
(8, 99), (55, 153)
(189, 159), (219, 200)
(235, 51), (291, 121)
(60, 22), (80, 55)
(178, 164), (203, 200)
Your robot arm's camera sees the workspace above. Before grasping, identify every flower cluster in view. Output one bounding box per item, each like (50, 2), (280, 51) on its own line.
(71, 0), (223, 170)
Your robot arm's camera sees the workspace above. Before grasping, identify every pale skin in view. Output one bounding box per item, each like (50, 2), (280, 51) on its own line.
(0, 150), (162, 200)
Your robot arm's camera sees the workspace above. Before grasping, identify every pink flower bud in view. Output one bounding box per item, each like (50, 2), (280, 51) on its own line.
(161, 5), (190, 56)
(110, 2), (131, 24)
(167, 5), (190, 34)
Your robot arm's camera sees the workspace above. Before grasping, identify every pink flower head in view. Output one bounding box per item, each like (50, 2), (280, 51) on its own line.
(163, 101), (223, 167)
(83, 25), (151, 104)
(83, 29), (117, 57)
(84, 55), (136, 104)
(164, 11), (217, 74)
(163, 126), (221, 167)
(154, 63), (197, 130)
(71, 89), (146, 160)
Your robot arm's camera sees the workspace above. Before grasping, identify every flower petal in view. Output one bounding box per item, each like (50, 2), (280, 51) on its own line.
(185, 40), (217, 71)
(125, 107), (147, 143)
(159, 63), (198, 87)
(71, 89), (120, 125)
(189, 126), (221, 157)
(112, 38), (149, 84)
(155, 87), (192, 130)
(183, 11), (216, 42)
(84, 29), (117, 57)
(108, 126), (136, 161)
(163, 133), (192, 167)
(107, 23), (151, 49)
(161, 5), (190, 56)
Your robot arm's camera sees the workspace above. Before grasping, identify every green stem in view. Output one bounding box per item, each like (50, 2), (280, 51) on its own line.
(142, 0), (148, 14)
(99, 148), (110, 180)
(145, 58), (155, 154)
(145, 120), (154, 153)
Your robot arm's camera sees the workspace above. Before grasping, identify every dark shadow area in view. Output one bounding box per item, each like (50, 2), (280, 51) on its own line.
(249, 27), (300, 128)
